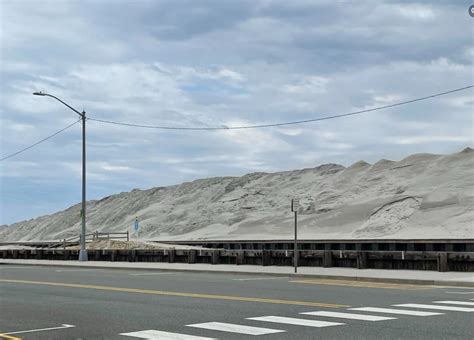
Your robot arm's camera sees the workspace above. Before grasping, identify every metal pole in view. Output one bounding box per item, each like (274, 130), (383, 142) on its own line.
(32, 92), (88, 262)
(294, 210), (298, 273)
(78, 111), (88, 261)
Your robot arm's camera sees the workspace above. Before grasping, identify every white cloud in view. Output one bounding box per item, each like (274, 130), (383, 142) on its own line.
(100, 163), (131, 172)
(390, 136), (473, 145)
(284, 76), (328, 94)
(175, 167), (208, 175)
(0, 0), (472, 224)
(397, 4), (436, 20)
(217, 68), (245, 81)
(373, 94), (402, 104)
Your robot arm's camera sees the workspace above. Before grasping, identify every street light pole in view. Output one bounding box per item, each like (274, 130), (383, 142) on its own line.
(80, 110), (87, 261)
(33, 91), (88, 261)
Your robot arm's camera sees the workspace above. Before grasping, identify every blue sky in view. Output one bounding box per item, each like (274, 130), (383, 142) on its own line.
(0, 0), (473, 225)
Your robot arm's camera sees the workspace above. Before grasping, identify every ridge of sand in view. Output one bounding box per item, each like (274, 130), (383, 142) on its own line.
(1, 147), (473, 241)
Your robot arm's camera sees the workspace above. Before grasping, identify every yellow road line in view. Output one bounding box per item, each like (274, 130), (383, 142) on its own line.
(289, 279), (437, 290)
(0, 279), (348, 308)
(0, 333), (22, 340)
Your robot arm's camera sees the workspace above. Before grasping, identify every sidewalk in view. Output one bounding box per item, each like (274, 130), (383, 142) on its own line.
(1, 259), (473, 287)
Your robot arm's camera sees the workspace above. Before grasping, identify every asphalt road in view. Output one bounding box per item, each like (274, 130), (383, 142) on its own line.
(0, 264), (473, 339)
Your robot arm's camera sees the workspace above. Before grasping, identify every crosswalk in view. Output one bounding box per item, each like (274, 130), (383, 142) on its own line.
(348, 307), (443, 316)
(393, 303), (474, 312)
(120, 330), (216, 340)
(300, 311), (396, 321)
(433, 300), (474, 306)
(187, 322), (285, 335)
(246, 316), (344, 328)
(120, 299), (473, 339)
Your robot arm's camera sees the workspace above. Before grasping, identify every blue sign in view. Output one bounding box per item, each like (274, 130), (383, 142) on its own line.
(134, 218), (139, 232)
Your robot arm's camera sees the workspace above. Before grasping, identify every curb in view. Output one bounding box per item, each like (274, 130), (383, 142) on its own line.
(1, 260), (473, 287)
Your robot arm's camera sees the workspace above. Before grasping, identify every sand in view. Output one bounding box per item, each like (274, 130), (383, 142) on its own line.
(65, 239), (206, 250)
(1, 147), (473, 241)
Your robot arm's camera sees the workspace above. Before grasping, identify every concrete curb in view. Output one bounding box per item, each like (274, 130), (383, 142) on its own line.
(1, 260), (473, 287)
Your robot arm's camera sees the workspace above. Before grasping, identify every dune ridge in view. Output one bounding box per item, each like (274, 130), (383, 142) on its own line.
(1, 148), (473, 241)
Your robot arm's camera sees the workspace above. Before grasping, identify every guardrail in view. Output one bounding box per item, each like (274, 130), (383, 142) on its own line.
(157, 239), (474, 252)
(15, 231), (132, 249)
(1, 249), (472, 272)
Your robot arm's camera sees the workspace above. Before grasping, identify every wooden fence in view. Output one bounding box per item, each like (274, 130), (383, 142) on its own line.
(1, 249), (472, 272)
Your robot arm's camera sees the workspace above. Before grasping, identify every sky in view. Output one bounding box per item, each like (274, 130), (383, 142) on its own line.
(0, 0), (473, 225)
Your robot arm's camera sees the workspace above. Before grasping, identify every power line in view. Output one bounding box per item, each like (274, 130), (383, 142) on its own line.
(88, 85), (473, 130)
(0, 119), (81, 162)
(1, 85), (471, 162)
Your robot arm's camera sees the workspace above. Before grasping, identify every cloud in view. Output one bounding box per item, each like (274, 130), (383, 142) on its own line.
(390, 136), (473, 145)
(396, 4), (436, 20)
(0, 0), (472, 224)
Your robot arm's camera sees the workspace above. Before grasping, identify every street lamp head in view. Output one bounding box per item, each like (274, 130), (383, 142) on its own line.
(32, 91), (46, 96)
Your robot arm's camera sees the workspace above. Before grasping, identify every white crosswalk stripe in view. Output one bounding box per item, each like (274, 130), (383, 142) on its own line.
(348, 307), (443, 316)
(393, 304), (474, 312)
(121, 299), (474, 339)
(187, 322), (285, 335)
(120, 330), (216, 339)
(247, 316), (344, 328)
(301, 311), (396, 321)
(433, 301), (474, 306)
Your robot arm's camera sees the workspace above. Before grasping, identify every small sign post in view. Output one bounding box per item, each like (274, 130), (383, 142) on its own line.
(134, 217), (139, 238)
(291, 199), (299, 273)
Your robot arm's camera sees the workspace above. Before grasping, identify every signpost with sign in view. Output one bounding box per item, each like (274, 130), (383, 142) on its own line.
(291, 199), (299, 273)
(134, 217), (139, 237)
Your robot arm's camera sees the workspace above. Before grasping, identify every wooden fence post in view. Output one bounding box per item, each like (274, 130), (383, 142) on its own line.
(211, 250), (220, 265)
(188, 250), (197, 264)
(356, 251), (367, 269)
(168, 249), (176, 263)
(262, 250), (271, 266)
(236, 251), (244, 265)
(437, 253), (448, 272)
(323, 250), (333, 267)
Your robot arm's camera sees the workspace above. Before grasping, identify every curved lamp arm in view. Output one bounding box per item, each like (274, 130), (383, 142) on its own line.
(33, 91), (85, 117)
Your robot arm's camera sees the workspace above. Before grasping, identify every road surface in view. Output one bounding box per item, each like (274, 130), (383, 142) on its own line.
(0, 264), (473, 339)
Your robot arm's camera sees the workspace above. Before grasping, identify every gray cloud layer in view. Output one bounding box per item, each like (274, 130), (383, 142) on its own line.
(0, 0), (472, 224)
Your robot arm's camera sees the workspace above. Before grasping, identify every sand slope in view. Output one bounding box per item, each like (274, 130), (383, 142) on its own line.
(1, 148), (473, 241)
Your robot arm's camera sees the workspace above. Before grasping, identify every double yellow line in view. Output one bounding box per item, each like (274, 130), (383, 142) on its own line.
(0, 334), (22, 340)
(0, 279), (349, 308)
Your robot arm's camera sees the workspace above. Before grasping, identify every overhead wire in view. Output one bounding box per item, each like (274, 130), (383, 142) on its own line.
(87, 85), (473, 130)
(0, 85), (472, 162)
(0, 119), (82, 162)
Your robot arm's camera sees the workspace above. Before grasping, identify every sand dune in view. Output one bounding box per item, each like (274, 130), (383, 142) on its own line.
(1, 147), (473, 241)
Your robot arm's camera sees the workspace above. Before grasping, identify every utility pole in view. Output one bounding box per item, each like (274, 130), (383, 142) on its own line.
(291, 198), (299, 273)
(33, 91), (88, 261)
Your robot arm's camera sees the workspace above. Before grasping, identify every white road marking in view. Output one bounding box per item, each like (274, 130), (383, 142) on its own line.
(394, 303), (474, 312)
(55, 269), (96, 272)
(120, 330), (216, 339)
(433, 301), (474, 306)
(247, 316), (344, 328)
(440, 286), (474, 290)
(232, 277), (289, 281)
(187, 322), (285, 335)
(301, 311), (396, 321)
(349, 307), (443, 316)
(445, 291), (474, 295)
(129, 272), (174, 276)
(6, 324), (75, 335)
(0, 266), (31, 269)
